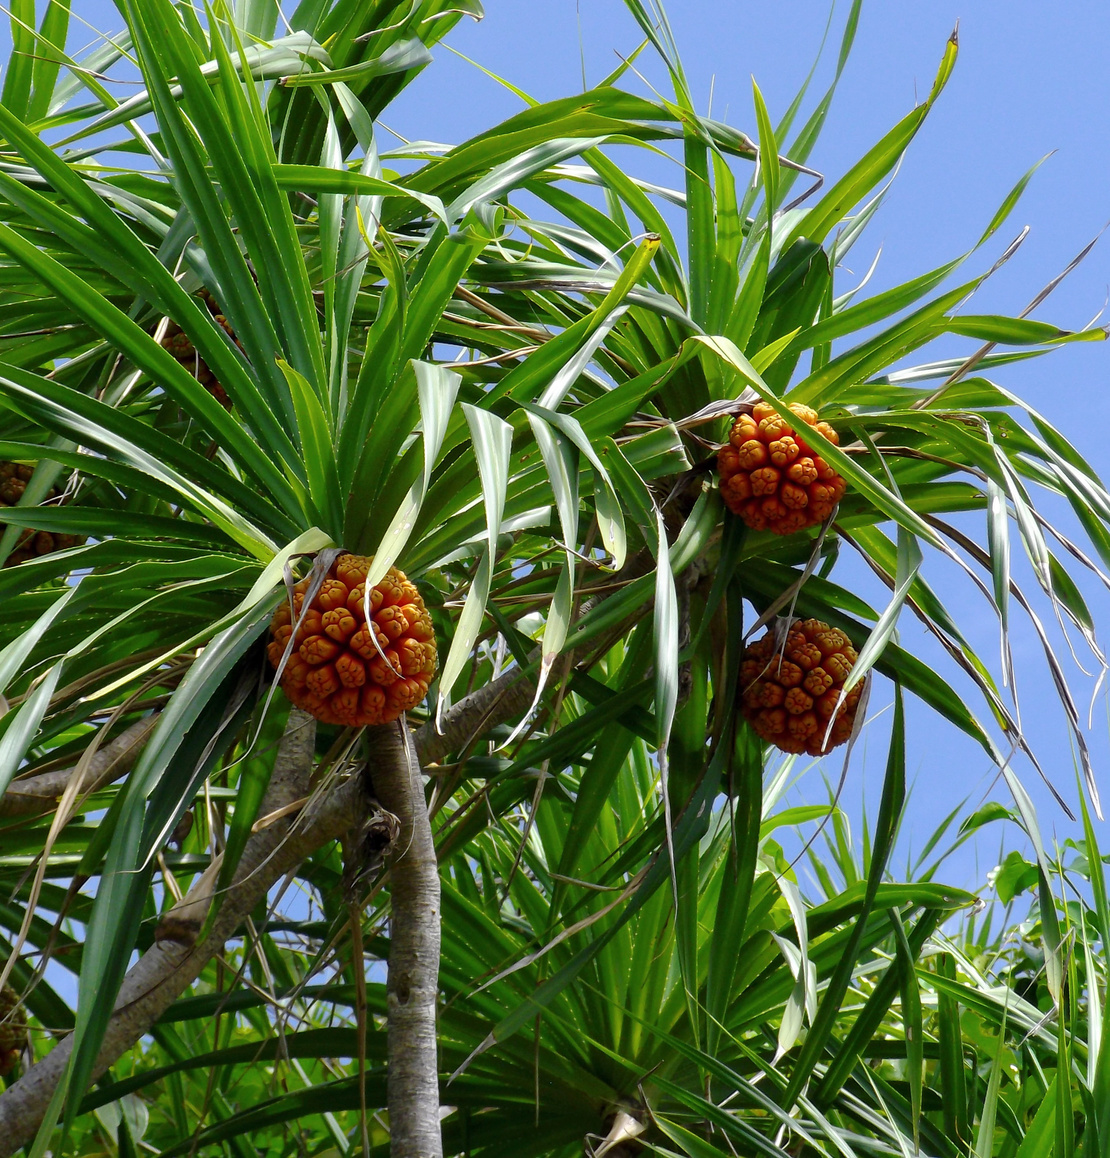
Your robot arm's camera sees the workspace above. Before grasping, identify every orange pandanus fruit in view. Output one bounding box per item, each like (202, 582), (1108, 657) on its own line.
(160, 289), (240, 409)
(0, 983), (23, 1076)
(268, 554), (436, 727)
(718, 401), (846, 534)
(740, 618), (866, 756)
(0, 462), (84, 567)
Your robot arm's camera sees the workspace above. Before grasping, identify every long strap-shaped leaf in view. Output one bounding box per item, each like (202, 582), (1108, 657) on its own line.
(694, 334), (947, 548)
(364, 361), (461, 590)
(779, 28), (957, 251)
(436, 404), (512, 728)
(0, 363), (282, 557)
(0, 101), (307, 489)
(117, 0), (297, 423)
(785, 687), (907, 1106)
(61, 599), (273, 1134)
(0, 220), (305, 522)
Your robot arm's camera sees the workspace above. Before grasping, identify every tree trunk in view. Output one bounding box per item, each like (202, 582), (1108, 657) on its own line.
(367, 720), (442, 1158)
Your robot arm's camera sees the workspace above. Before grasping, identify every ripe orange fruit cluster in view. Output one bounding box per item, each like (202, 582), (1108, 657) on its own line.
(718, 401), (846, 534)
(160, 290), (239, 409)
(0, 983), (23, 1076)
(0, 462), (83, 567)
(740, 619), (865, 756)
(268, 554), (436, 727)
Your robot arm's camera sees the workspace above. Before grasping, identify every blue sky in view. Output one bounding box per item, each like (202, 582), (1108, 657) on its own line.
(8, 1), (1110, 890)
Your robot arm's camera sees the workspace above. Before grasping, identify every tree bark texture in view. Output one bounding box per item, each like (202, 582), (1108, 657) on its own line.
(367, 720), (443, 1158)
(0, 670), (530, 821)
(414, 666), (534, 766)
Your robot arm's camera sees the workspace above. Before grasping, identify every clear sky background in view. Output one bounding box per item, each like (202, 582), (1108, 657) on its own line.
(8, 2), (1110, 894)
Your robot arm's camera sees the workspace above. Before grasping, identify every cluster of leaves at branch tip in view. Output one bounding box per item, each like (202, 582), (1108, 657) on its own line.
(269, 554), (436, 727)
(0, 461), (84, 566)
(741, 619), (865, 756)
(159, 289), (238, 410)
(0, 984), (24, 1077)
(718, 401), (846, 534)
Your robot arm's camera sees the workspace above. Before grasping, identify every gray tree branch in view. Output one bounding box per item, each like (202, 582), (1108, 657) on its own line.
(411, 545), (661, 767)
(0, 670), (528, 825)
(414, 665), (534, 767)
(0, 716), (158, 819)
(0, 710), (378, 1154)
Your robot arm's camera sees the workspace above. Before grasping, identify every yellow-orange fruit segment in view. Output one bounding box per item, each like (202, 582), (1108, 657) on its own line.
(268, 554), (436, 727)
(159, 289), (237, 409)
(740, 618), (866, 756)
(0, 462), (84, 568)
(718, 401), (846, 534)
(0, 983), (23, 1076)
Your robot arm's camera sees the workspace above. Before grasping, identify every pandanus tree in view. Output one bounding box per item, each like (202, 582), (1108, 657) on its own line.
(0, 0), (1105, 1154)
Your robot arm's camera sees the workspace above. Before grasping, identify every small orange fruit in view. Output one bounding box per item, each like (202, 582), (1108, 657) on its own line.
(718, 401), (846, 534)
(160, 289), (238, 409)
(0, 983), (24, 1076)
(268, 554), (436, 727)
(740, 618), (865, 756)
(0, 462), (83, 567)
